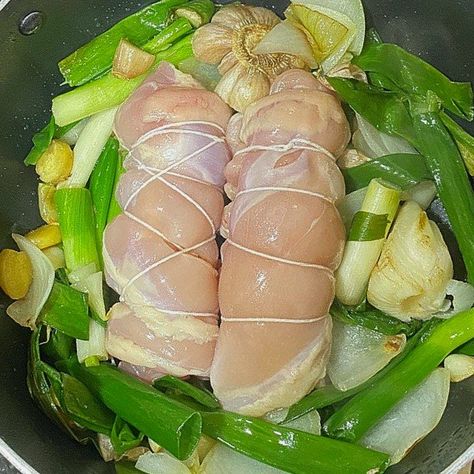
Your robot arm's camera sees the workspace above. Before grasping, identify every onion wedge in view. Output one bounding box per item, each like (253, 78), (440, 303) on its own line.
(328, 320), (406, 391)
(112, 39), (155, 80)
(6, 234), (54, 328)
(359, 368), (450, 464)
(253, 21), (317, 68)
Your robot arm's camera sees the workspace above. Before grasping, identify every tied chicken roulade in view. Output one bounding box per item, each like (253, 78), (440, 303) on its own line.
(212, 69), (350, 415)
(103, 62), (232, 378)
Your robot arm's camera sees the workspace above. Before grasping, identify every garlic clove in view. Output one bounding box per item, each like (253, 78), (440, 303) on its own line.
(218, 51), (239, 75)
(212, 4), (259, 28)
(215, 63), (271, 113)
(192, 23), (233, 64)
(248, 6), (281, 27)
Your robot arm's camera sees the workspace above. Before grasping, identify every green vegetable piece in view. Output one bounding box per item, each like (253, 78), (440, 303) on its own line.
(89, 137), (119, 253)
(107, 152), (126, 224)
(27, 328), (97, 446)
(52, 34), (194, 127)
(324, 308), (474, 442)
(111, 416), (144, 456)
(64, 359), (202, 460)
(441, 112), (474, 175)
(61, 373), (115, 435)
(201, 411), (390, 474)
(354, 43), (474, 120)
(348, 211), (389, 241)
(327, 78), (416, 143)
(24, 116), (78, 166)
(330, 300), (422, 336)
(39, 282), (90, 340)
(154, 375), (221, 409)
(456, 339), (474, 356)
(142, 17), (193, 54)
(411, 112), (474, 284)
(175, 0), (215, 27)
(42, 329), (74, 363)
(285, 325), (426, 422)
(342, 153), (431, 193)
(55, 268), (70, 285)
(58, 0), (189, 86)
(55, 188), (101, 272)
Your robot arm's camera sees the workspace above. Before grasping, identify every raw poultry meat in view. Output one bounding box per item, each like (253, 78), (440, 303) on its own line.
(212, 69), (350, 415)
(103, 62), (232, 378)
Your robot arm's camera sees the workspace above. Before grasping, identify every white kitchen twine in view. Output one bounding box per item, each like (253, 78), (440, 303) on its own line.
(118, 120), (224, 320)
(223, 139), (336, 325)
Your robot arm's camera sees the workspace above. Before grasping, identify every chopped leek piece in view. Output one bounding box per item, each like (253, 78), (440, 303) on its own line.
(39, 281), (90, 340)
(76, 319), (108, 363)
(55, 188), (100, 272)
(175, 0), (215, 27)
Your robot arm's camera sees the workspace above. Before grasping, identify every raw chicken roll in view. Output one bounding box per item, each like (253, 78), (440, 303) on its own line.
(212, 69), (350, 415)
(103, 62), (232, 378)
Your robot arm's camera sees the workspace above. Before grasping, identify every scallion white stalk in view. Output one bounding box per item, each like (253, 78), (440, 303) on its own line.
(62, 108), (117, 188)
(336, 179), (401, 306)
(76, 319), (108, 364)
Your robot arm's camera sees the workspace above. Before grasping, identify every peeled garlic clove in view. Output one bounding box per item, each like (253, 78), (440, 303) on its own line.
(444, 354), (474, 382)
(192, 23), (233, 64)
(248, 5), (280, 26)
(368, 201), (453, 320)
(215, 63), (271, 113)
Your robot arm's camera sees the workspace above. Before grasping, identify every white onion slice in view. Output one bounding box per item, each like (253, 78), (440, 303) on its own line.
(354, 114), (417, 159)
(6, 234), (54, 328)
(253, 21), (317, 68)
(328, 319), (406, 391)
(135, 451), (191, 474)
(60, 119), (88, 146)
(444, 354), (474, 382)
(360, 368), (450, 464)
(436, 279), (474, 319)
(402, 181), (437, 210)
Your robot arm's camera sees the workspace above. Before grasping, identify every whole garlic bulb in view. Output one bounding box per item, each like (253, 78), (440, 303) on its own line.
(367, 200), (453, 320)
(192, 4), (306, 112)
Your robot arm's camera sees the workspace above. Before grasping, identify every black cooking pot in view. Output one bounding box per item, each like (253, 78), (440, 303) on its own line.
(0, 1), (473, 473)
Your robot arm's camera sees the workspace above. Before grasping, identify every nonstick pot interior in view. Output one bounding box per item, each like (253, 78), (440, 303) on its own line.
(0, 1), (473, 473)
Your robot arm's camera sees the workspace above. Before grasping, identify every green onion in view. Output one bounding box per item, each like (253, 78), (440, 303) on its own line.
(63, 359), (202, 460)
(42, 329), (74, 362)
(39, 281), (89, 340)
(76, 319), (108, 364)
(107, 152), (126, 224)
(324, 308), (474, 442)
(285, 325), (429, 422)
(441, 111), (474, 175)
(154, 376), (220, 409)
(58, 0), (188, 86)
(52, 34), (194, 127)
(111, 416), (144, 456)
(142, 17), (194, 54)
(342, 153), (431, 193)
(457, 339), (474, 356)
(354, 43), (473, 120)
(201, 411), (389, 474)
(335, 179), (401, 305)
(61, 373), (115, 435)
(55, 188), (100, 272)
(24, 116), (78, 166)
(89, 137), (119, 251)
(175, 0), (215, 27)
(330, 300), (422, 336)
(67, 108), (117, 187)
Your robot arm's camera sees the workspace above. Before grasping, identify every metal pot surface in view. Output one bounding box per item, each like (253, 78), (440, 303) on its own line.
(0, 0), (472, 472)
